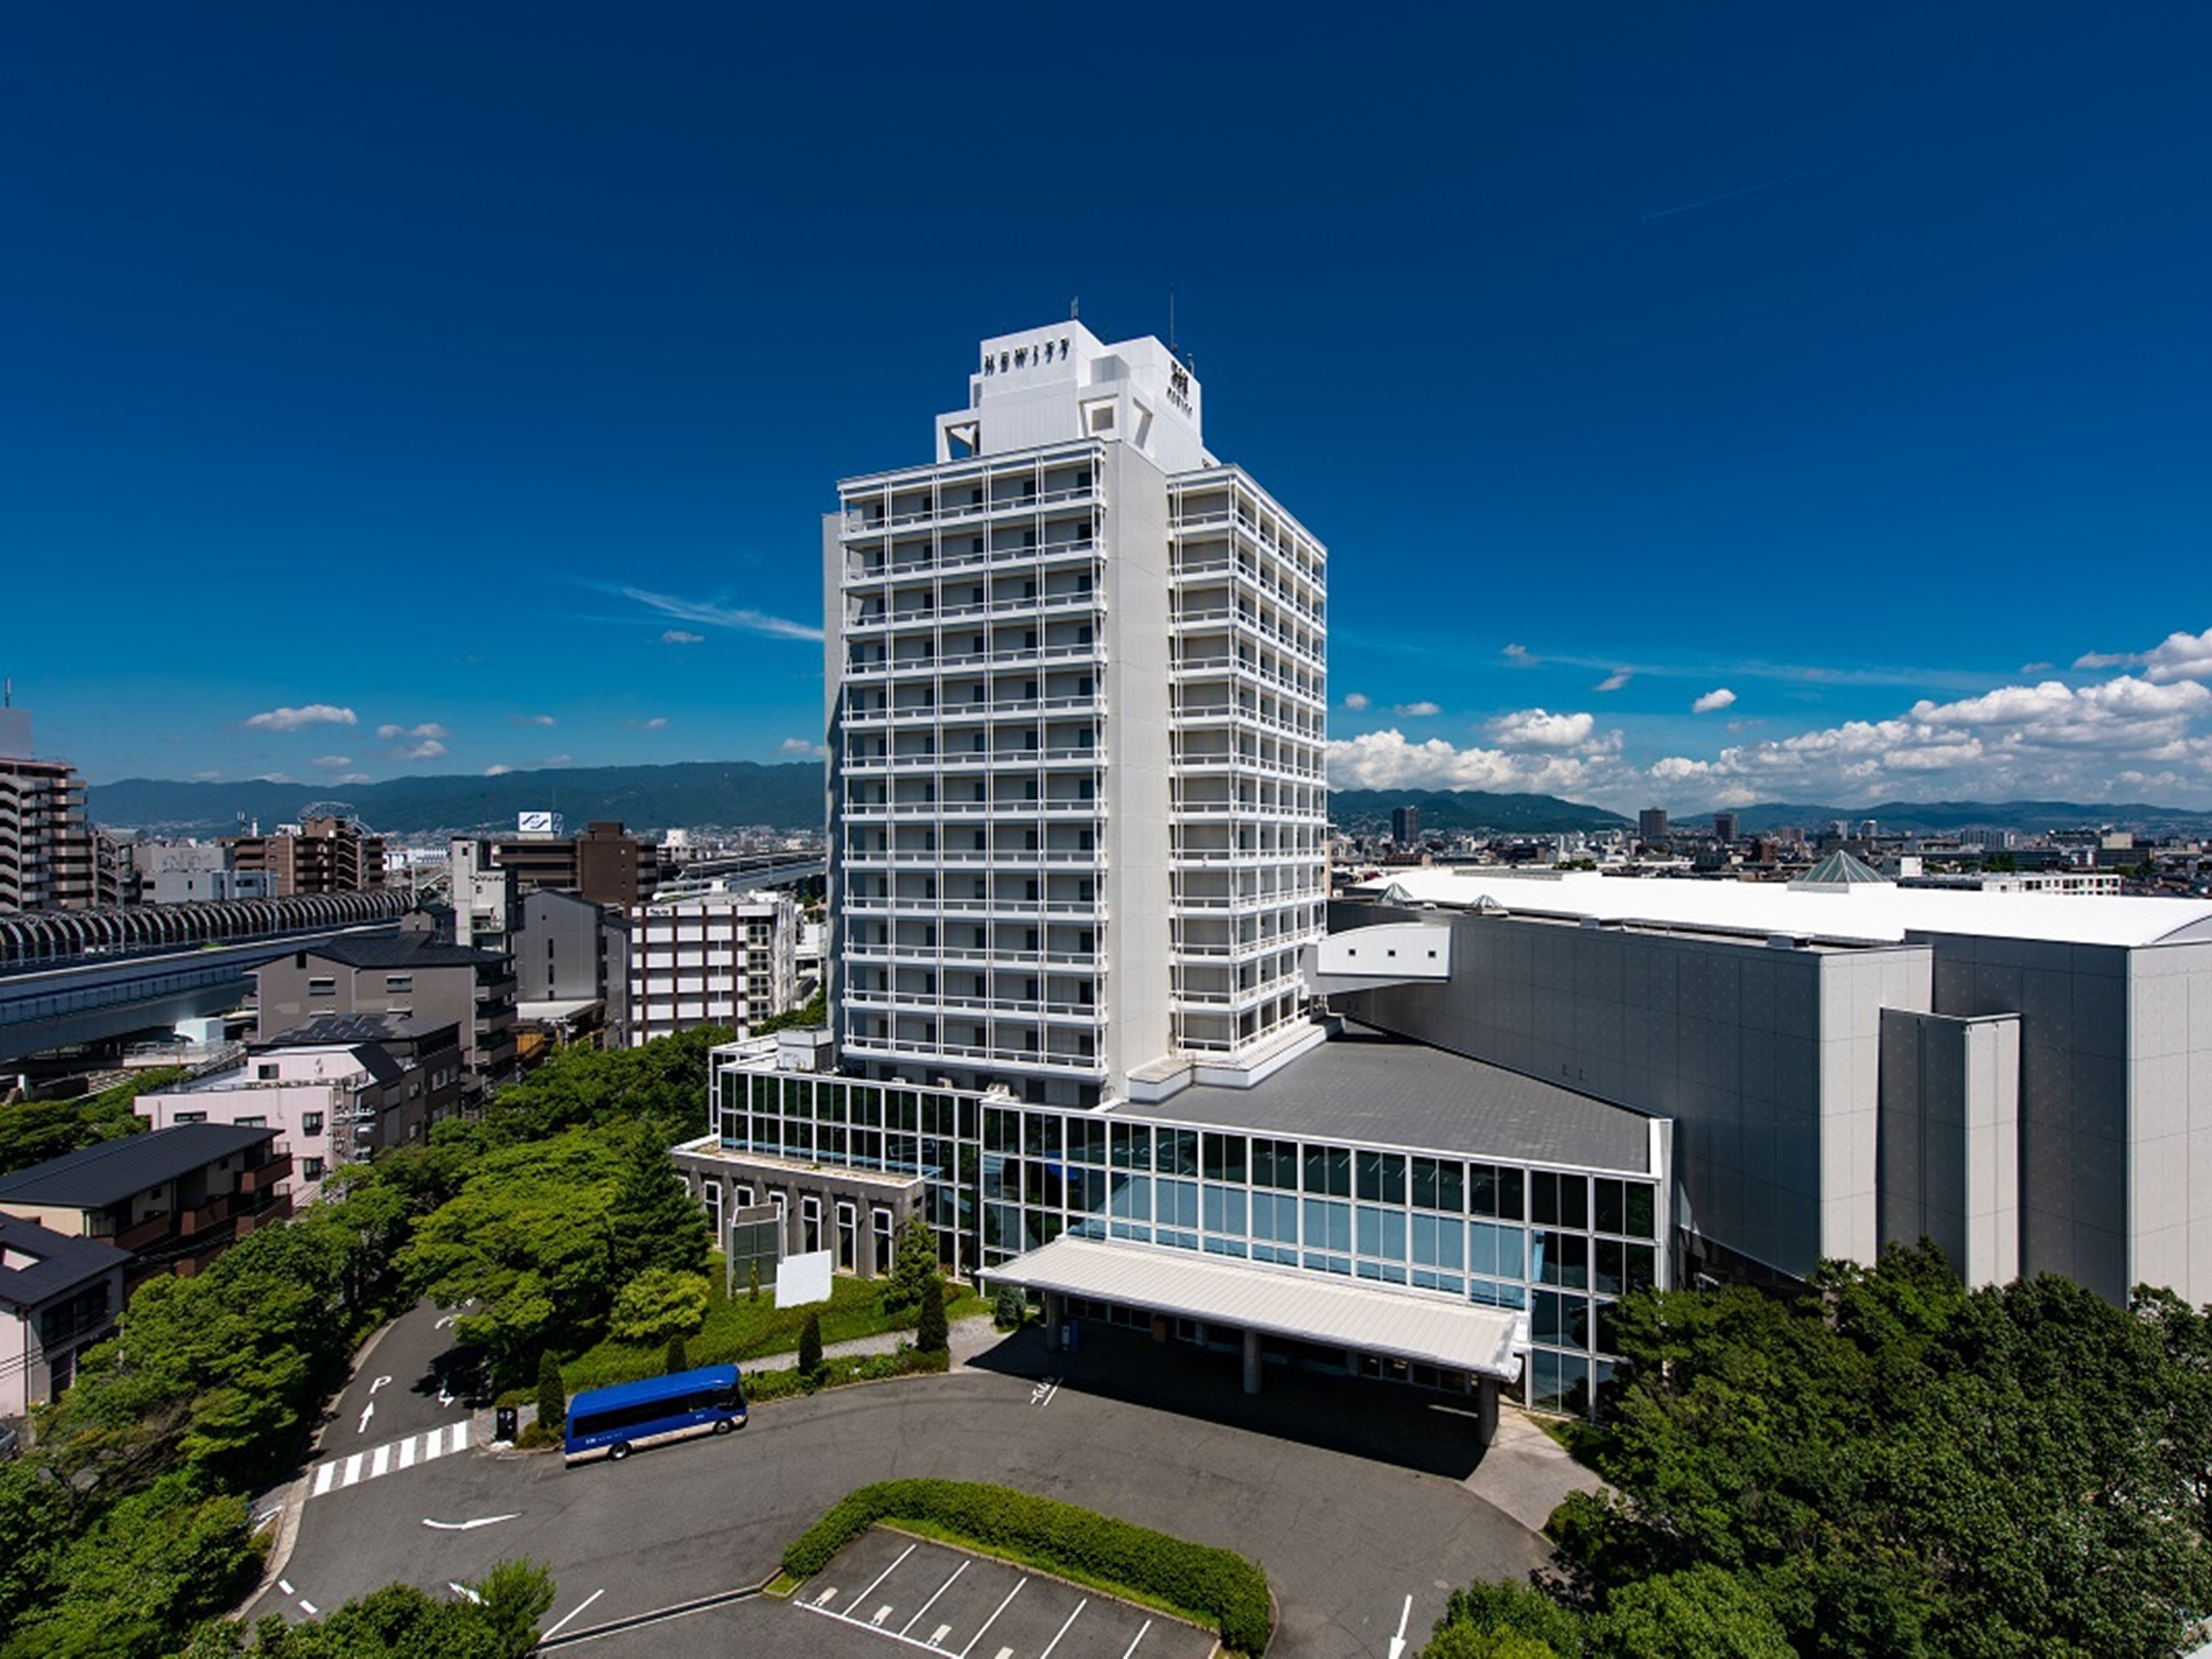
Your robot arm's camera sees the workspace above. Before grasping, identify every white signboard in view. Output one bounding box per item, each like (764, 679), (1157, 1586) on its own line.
(775, 1250), (835, 1309)
(517, 810), (564, 836)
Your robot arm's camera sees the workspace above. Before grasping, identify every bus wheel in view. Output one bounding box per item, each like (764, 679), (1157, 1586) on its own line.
(712, 1418), (735, 1435)
(608, 1442), (631, 1462)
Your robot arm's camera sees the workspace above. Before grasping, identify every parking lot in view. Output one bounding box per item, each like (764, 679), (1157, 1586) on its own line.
(793, 1530), (1217, 1659)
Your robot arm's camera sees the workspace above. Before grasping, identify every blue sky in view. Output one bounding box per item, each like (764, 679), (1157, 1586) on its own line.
(5, 5), (2210, 810)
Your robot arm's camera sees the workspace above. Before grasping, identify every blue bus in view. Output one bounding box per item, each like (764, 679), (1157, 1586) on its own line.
(563, 1364), (747, 1465)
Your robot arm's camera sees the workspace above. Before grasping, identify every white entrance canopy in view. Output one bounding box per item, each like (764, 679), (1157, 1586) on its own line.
(993, 1234), (1525, 1383)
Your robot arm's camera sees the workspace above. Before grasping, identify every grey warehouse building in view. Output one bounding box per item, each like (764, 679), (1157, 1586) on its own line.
(1334, 857), (2212, 1305)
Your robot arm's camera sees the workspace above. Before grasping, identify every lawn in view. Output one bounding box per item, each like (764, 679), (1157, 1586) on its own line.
(552, 1268), (989, 1395)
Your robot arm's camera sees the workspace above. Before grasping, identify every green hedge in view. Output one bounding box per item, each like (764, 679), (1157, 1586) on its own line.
(781, 1479), (1272, 1654)
(745, 1345), (949, 1402)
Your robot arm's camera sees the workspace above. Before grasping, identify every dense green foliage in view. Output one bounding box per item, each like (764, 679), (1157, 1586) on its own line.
(1427, 1243), (2212, 1659)
(797, 1310), (824, 1376)
(782, 1479), (1272, 1654)
(607, 1267), (712, 1347)
(0, 1028), (727, 1655)
(178, 1560), (555, 1657)
(664, 1333), (688, 1373)
(0, 1068), (178, 1175)
(992, 1283), (1026, 1331)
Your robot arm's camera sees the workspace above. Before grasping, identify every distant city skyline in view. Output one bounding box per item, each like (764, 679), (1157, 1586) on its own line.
(5, 8), (2209, 810)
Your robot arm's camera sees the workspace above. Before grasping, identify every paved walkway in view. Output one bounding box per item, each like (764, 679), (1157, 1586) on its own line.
(1462, 1406), (1608, 1534)
(743, 1313), (999, 1372)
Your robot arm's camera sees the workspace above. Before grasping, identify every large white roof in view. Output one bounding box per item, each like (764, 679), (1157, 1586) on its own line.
(1349, 867), (2212, 950)
(994, 1234), (1525, 1382)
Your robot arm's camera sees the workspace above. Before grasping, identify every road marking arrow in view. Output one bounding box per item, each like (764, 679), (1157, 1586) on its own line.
(356, 1400), (375, 1434)
(449, 1582), (483, 1604)
(1387, 1593), (1413, 1659)
(422, 1514), (520, 1532)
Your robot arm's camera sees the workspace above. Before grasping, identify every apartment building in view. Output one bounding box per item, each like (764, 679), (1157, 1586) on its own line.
(516, 886), (630, 1046)
(140, 1015), (462, 1197)
(227, 815), (387, 896)
(1, 1215), (127, 1417)
(628, 886), (796, 1045)
(0, 709), (97, 914)
(251, 935), (517, 1098)
(0, 1125), (292, 1290)
(826, 318), (1326, 1107)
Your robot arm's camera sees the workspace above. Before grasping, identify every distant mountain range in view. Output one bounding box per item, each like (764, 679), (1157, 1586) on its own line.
(90, 762), (824, 836)
(1326, 788), (1631, 834)
(88, 766), (2212, 841)
(1711, 800), (2212, 836)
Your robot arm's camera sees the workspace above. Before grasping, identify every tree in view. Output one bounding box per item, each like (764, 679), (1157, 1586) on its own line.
(1421, 1581), (1583, 1659)
(535, 1353), (567, 1434)
(1552, 1242), (2212, 1657)
(992, 1283), (1025, 1331)
(798, 1310), (824, 1376)
(0, 1068), (174, 1177)
(398, 1131), (626, 1373)
(472, 1558), (557, 1659)
(664, 1334), (689, 1373)
(881, 1218), (939, 1314)
(607, 1128), (710, 1284)
(917, 1274), (949, 1355)
(608, 1267), (710, 1349)
(748, 1260), (761, 1302)
(1586, 1567), (1792, 1659)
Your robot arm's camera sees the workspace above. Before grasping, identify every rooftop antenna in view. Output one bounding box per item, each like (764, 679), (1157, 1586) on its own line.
(1168, 285), (1177, 360)
(1070, 295), (1080, 321)
(2, 678), (10, 707)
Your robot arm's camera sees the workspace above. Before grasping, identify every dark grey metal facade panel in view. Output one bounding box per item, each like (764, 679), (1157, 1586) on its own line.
(0, 1124), (276, 1207)
(1125, 1026), (1656, 1174)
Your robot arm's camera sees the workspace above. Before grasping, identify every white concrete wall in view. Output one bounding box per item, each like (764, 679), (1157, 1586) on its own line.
(2128, 939), (2212, 1302)
(1101, 443), (1174, 1095)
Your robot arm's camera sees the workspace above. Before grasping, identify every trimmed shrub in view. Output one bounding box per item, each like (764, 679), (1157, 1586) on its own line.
(535, 1352), (567, 1432)
(664, 1333), (689, 1374)
(916, 1274), (949, 1353)
(992, 1283), (1027, 1331)
(781, 1479), (1272, 1654)
(797, 1310), (823, 1376)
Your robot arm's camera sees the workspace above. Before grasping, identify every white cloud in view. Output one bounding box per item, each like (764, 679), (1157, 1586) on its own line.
(391, 739), (448, 761)
(379, 720), (449, 743)
(1327, 729), (1620, 796)
(1343, 692), (1372, 711)
(624, 717), (670, 730)
(661, 629), (706, 645)
(376, 724), (402, 740)
(254, 773), (293, 784)
(1644, 672), (2212, 808)
(1693, 687), (1738, 714)
(333, 773), (374, 786)
(243, 703), (356, 732)
(623, 586), (824, 643)
(2144, 628), (2212, 684)
(311, 754), (353, 769)
(193, 770), (223, 781)
(485, 763), (515, 777)
(1487, 708), (1599, 750)
(779, 737), (826, 756)
(1594, 670), (1632, 693)
(541, 753), (575, 767)
(1392, 700), (1442, 717)
(1502, 644), (1535, 665)
(512, 714), (558, 727)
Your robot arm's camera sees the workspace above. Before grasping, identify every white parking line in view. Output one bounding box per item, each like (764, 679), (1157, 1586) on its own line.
(846, 1541), (918, 1613)
(900, 1561), (970, 1636)
(339, 1452), (365, 1488)
(1121, 1618), (1154, 1657)
(541, 1587), (605, 1640)
(298, 1599), (319, 1616)
(957, 1580), (1025, 1659)
(1038, 1598), (1088, 1659)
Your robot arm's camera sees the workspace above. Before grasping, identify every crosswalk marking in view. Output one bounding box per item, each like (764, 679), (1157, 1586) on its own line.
(306, 1422), (474, 1499)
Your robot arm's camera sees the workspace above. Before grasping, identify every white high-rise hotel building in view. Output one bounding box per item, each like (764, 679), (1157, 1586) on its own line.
(823, 320), (1329, 1107)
